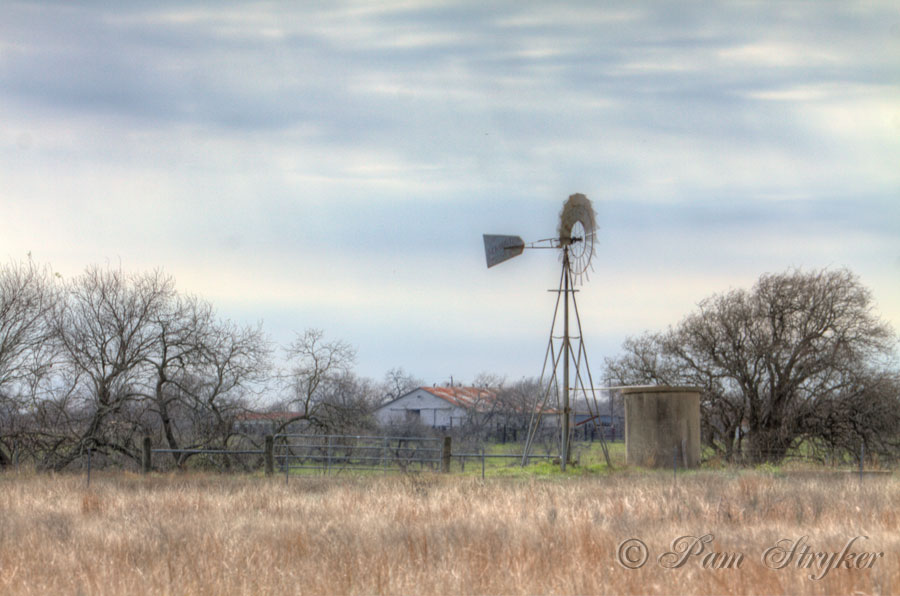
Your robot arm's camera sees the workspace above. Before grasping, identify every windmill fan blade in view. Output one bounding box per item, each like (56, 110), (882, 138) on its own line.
(483, 234), (525, 268)
(558, 193), (595, 244)
(558, 193), (597, 280)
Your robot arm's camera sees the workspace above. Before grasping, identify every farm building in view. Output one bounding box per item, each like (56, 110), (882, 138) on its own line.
(374, 386), (497, 430)
(374, 386), (623, 440)
(374, 385), (573, 434)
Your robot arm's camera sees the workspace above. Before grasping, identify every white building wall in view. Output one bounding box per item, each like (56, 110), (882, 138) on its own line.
(375, 389), (467, 429)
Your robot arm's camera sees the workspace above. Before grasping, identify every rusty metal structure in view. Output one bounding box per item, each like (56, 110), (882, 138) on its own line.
(483, 193), (610, 471)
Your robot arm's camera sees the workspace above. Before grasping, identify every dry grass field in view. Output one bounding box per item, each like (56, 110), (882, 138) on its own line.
(0, 469), (897, 595)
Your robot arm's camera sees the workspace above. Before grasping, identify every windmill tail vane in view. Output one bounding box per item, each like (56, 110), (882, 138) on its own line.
(482, 234), (524, 268)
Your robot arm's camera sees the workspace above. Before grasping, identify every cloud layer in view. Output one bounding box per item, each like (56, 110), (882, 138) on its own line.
(2, 1), (898, 382)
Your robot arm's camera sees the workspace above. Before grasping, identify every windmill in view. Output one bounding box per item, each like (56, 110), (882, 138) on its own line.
(483, 193), (611, 471)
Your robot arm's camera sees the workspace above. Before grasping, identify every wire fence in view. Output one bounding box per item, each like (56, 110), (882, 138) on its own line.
(710, 442), (896, 469)
(274, 434), (444, 475)
(8, 434), (893, 489)
(148, 446), (266, 472)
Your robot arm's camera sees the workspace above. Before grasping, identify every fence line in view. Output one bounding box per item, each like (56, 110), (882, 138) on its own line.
(151, 449), (264, 455)
(274, 434), (445, 478)
(83, 435), (891, 482)
(143, 442), (267, 473)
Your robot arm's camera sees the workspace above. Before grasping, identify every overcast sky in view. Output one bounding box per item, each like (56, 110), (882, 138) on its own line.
(2, 1), (899, 386)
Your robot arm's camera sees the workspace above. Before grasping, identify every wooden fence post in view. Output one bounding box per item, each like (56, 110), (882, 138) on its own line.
(265, 435), (275, 476)
(441, 436), (451, 473)
(142, 437), (152, 474)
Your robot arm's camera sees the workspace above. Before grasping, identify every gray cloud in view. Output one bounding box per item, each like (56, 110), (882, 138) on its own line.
(2, 0), (898, 381)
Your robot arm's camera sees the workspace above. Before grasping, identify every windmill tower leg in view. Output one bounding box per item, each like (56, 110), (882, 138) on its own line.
(561, 250), (571, 472)
(521, 251), (576, 472)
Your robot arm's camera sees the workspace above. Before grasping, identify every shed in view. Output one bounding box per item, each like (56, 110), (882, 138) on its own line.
(374, 386), (497, 430)
(622, 385), (701, 468)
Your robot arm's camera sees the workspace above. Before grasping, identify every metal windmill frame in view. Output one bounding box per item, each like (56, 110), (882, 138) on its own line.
(483, 194), (611, 471)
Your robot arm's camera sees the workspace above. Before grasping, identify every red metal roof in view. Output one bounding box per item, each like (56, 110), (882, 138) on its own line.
(419, 386), (559, 414)
(421, 386), (498, 410)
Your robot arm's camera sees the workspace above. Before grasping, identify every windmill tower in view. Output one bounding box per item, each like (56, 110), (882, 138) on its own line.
(483, 194), (611, 471)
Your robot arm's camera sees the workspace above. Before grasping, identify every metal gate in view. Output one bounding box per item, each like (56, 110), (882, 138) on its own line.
(274, 434), (443, 475)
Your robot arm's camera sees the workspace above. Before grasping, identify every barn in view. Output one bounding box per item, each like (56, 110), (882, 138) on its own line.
(374, 386), (496, 430)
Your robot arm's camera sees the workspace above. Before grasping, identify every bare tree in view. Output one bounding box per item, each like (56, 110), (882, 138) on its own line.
(1, 261), (273, 469)
(800, 366), (900, 462)
(0, 259), (57, 388)
(50, 266), (175, 468)
(139, 294), (210, 460)
(0, 258), (59, 467)
(486, 377), (562, 444)
(179, 317), (270, 451)
(316, 371), (380, 434)
(382, 367), (423, 403)
(139, 292), (270, 464)
(605, 268), (899, 463)
(278, 328), (356, 433)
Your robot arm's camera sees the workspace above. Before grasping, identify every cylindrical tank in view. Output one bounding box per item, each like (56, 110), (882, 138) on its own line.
(622, 386), (701, 468)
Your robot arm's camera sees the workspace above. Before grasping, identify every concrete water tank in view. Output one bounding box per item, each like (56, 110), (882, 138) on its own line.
(622, 386), (701, 468)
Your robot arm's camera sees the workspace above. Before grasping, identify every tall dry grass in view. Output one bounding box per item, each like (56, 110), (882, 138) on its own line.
(0, 469), (896, 595)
